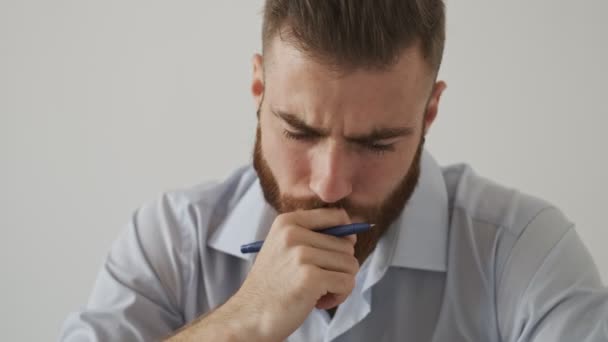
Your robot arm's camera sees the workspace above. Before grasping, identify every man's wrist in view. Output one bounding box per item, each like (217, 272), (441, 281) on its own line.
(213, 294), (276, 342)
(165, 299), (268, 342)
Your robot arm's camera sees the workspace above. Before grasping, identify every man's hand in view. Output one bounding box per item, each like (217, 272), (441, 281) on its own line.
(235, 208), (359, 337)
(168, 208), (359, 342)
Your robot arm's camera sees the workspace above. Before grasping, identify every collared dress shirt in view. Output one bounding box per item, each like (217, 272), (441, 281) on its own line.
(60, 150), (608, 341)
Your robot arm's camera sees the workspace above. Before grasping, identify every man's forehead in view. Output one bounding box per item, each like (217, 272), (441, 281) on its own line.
(265, 76), (428, 136)
(263, 39), (433, 123)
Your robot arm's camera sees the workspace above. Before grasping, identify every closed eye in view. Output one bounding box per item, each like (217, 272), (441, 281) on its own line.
(360, 141), (395, 155)
(284, 129), (395, 156)
(282, 130), (320, 141)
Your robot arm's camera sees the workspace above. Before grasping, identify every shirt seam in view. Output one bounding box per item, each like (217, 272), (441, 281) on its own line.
(517, 223), (575, 299)
(451, 204), (558, 342)
(496, 206), (557, 283)
(497, 219), (574, 341)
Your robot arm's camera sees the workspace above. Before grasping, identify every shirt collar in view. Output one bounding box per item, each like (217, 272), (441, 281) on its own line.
(387, 149), (448, 272)
(207, 168), (277, 261)
(207, 149), (449, 272)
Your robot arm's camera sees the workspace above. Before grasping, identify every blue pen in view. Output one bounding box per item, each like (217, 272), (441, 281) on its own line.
(240, 222), (374, 254)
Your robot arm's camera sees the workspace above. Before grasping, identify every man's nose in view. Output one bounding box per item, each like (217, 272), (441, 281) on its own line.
(309, 142), (353, 204)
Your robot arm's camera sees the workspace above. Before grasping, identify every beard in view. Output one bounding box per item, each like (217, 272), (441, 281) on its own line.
(252, 124), (424, 263)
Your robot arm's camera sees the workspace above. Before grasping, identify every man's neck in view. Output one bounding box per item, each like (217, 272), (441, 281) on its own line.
(326, 306), (337, 319)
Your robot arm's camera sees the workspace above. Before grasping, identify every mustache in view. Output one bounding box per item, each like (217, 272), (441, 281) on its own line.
(279, 194), (380, 218)
(281, 196), (350, 210)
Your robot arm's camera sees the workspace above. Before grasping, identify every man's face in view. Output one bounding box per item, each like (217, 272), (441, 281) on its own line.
(251, 37), (446, 259)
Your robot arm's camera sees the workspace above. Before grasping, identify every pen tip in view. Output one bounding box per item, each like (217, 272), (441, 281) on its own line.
(370, 223), (376, 228)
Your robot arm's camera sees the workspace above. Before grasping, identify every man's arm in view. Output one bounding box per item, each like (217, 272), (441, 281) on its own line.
(498, 208), (608, 341)
(59, 194), (195, 341)
(164, 299), (263, 342)
(60, 196), (359, 342)
(164, 208), (359, 342)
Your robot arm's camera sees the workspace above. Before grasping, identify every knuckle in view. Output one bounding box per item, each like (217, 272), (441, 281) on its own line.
(340, 254), (358, 274)
(342, 209), (351, 222)
(337, 273), (355, 292)
(274, 213), (289, 228)
(349, 257), (360, 274)
(282, 225), (299, 247)
(345, 275), (355, 291)
(299, 265), (317, 285)
(344, 240), (355, 255)
(292, 246), (308, 264)
(336, 208), (349, 223)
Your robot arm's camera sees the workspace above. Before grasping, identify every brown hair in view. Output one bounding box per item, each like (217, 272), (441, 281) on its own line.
(262, 0), (446, 73)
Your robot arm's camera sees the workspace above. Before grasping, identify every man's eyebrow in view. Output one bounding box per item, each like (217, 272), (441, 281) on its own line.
(345, 127), (415, 144)
(272, 109), (415, 142)
(273, 110), (329, 136)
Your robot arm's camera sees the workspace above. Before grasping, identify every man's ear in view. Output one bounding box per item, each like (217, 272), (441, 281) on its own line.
(251, 53), (265, 113)
(423, 80), (447, 136)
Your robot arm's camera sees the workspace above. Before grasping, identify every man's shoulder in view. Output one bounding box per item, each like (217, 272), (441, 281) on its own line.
(439, 162), (577, 302)
(139, 165), (258, 235)
(441, 162), (572, 239)
(166, 165), (257, 210)
(164, 164), (258, 215)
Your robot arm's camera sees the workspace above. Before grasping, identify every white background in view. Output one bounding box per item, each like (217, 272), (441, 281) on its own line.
(1, 1), (606, 340)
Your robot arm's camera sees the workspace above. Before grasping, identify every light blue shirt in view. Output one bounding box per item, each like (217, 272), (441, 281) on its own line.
(60, 151), (608, 341)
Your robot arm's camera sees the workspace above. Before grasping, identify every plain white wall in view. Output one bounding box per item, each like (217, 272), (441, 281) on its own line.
(1, 1), (606, 340)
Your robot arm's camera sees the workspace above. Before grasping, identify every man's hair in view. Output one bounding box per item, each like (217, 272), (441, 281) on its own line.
(262, 0), (446, 73)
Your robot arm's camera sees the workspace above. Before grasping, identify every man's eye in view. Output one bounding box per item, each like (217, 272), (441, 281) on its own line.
(365, 142), (395, 155)
(283, 129), (395, 155)
(283, 130), (317, 141)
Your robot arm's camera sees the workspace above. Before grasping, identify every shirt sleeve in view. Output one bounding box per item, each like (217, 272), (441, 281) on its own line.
(498, 208), (608, 341)
(59, 193), (195, 342)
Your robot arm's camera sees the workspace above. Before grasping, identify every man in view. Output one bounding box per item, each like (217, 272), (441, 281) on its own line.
(60, 1), (608, 341)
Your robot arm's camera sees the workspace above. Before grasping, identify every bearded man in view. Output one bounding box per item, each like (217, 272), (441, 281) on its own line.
(61, 1), (608, 341)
